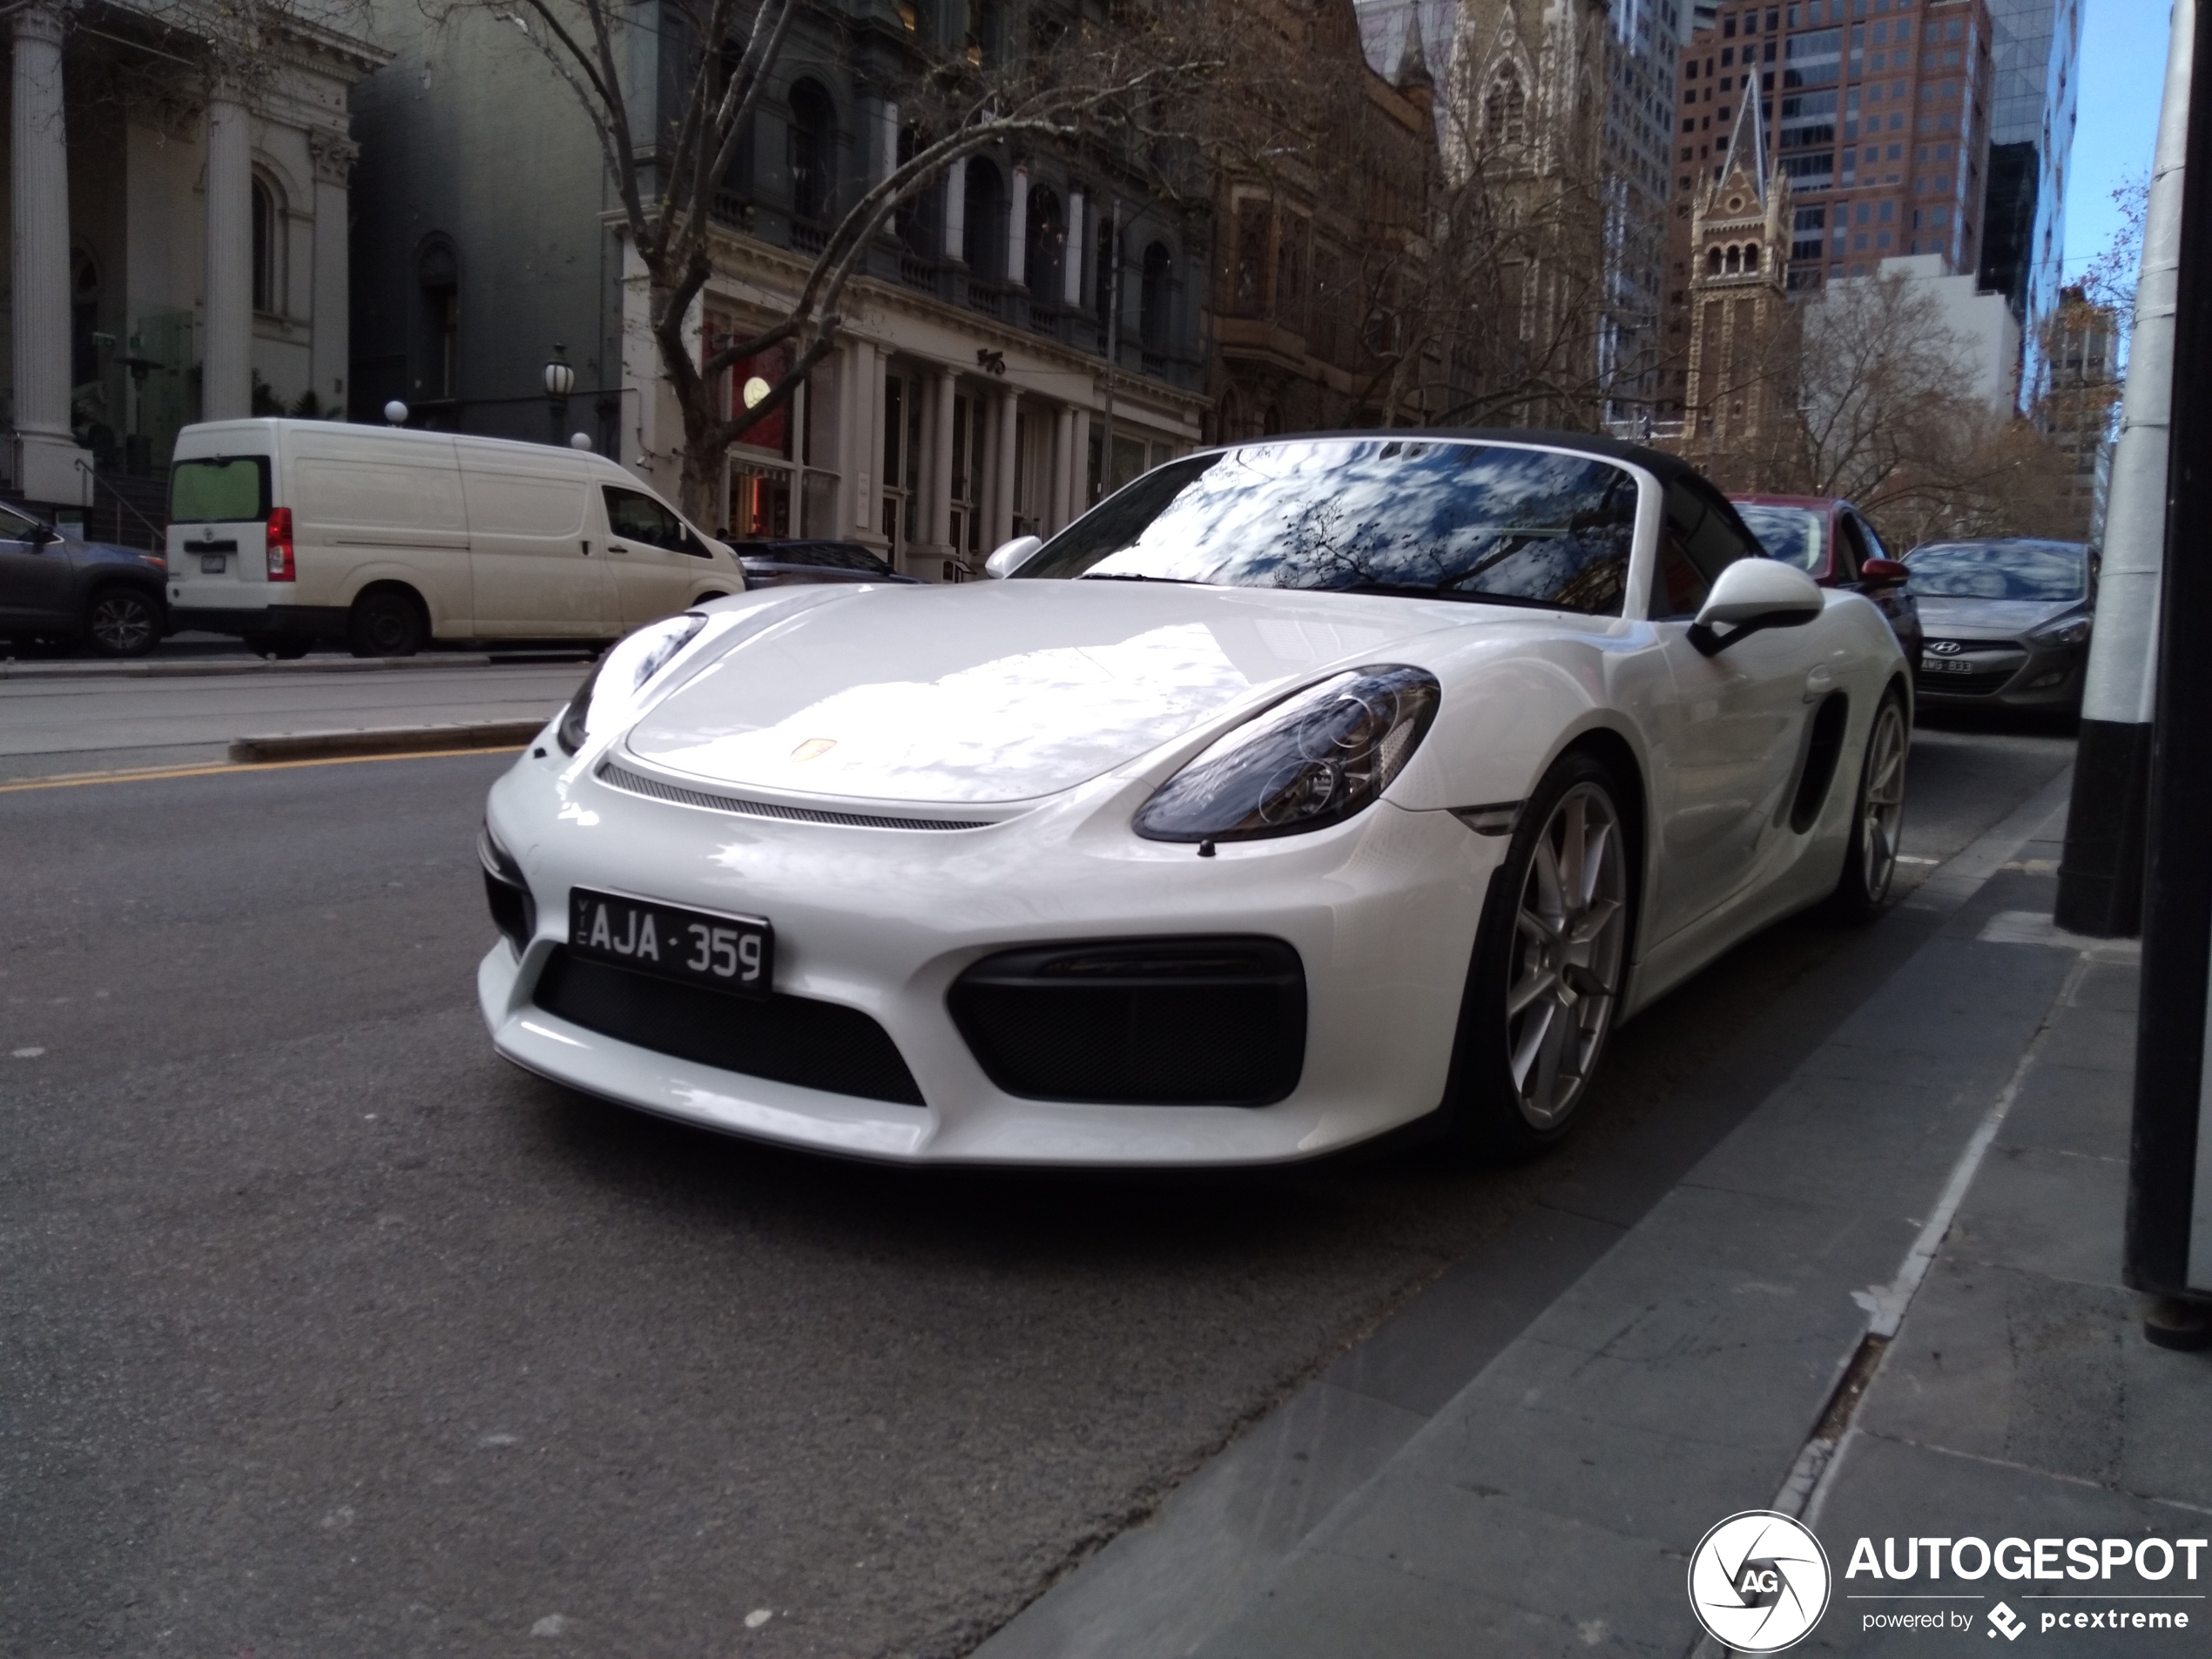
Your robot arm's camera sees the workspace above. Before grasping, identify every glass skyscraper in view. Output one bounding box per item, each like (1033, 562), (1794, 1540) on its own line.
(1978, 0), (2081, 358)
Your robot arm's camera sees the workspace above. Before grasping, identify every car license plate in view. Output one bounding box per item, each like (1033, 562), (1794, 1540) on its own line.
(569, 887), (773, 999)
(199, 555), (226, 574)
(1920, 655), (1978, 674)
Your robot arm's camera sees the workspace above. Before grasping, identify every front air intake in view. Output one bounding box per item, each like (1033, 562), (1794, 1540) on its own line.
(948, 937), (1306, 1107)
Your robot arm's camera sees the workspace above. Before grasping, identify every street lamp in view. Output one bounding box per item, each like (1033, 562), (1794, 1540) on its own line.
(543, 351), (575, 444)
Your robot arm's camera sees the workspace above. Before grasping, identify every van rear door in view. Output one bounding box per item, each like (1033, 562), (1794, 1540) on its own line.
(165, 449), (273, 624)
(462, 453), (610, 638)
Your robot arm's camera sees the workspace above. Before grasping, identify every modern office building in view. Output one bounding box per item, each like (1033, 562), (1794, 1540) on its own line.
(1977, 0), (2081, 374)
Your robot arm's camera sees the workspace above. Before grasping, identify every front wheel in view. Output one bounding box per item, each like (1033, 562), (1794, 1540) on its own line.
(1824, 692), (1908, 923)
(1448, 752), (1635, 1159)
(84, 588), (161, 658)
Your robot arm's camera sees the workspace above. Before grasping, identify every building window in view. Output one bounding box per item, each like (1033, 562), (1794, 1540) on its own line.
(414, 237), (459, 401)
(1484, 64), (1527, 145)
(251, 178), (280, 314)
(1025, 184), (1064, 298)
(787, 80), (836, 224)
(963, 158), (1006, 278)
(1139, 240), (1172, 353)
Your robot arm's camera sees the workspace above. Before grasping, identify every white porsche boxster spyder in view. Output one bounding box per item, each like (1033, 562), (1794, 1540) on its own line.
(477, 433), (1909, 1165)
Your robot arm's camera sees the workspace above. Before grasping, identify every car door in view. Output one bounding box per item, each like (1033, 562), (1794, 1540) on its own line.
(602, 485), (718, 630)
(1645, 481), (1830, 943)
(0, 504), (76, 627)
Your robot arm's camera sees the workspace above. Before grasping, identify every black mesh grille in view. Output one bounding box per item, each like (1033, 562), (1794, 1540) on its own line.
(534, 948), (925, 1107)
(1916, 665), (2019, 697)
(948, 937), (1305, 1107)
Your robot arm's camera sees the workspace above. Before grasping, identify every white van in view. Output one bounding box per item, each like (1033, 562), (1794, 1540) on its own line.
(163, 419), (745, 656)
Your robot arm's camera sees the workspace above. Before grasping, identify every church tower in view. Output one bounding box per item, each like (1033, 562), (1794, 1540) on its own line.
(1681, 94), (1791, 456)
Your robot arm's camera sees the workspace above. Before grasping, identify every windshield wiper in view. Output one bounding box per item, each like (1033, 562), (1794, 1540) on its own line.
(1334, 583), (1568, 610)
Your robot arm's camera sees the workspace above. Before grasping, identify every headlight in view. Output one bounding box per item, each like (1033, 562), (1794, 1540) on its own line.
(556, 612), (710, 755)
(1133, 665), (1440, 844)
(2027, 615), (2092, 649)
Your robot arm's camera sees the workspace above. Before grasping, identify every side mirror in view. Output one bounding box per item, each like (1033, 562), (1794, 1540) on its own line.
(983, 535), (1042, 580)
(1689, 558), (1824, 656)
(1859, 556), (1909, 588)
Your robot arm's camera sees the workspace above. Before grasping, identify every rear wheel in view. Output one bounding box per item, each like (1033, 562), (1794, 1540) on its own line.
(347, 589), (427, 658)
(1449, 752), (1634, 1159)
(1824, 692), (1908, 923)
(84, 588), (161, 658)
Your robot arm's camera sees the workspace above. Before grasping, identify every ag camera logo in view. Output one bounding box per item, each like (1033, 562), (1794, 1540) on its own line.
(1689, 1510), (1833, 1652)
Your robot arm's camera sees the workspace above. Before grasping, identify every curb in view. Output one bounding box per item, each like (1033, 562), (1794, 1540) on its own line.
(227, 720), (550, 764)
(0, 651), (595, 682)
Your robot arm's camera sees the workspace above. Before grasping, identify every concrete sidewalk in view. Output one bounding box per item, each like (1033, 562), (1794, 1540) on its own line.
(977, 786), (2211, 1657)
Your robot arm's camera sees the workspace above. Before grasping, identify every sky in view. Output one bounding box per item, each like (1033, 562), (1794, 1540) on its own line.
(2062, 0), (2173, 281)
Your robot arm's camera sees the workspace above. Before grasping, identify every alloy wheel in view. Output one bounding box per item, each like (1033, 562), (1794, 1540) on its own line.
(1858, 700), (1907, 905)
(1506, 781), (1628, 1130)
(89, 593), (155, 656)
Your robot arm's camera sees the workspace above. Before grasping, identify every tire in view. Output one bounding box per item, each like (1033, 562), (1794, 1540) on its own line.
(347, 589), (427, 658)
(1447, 752), (1636, 1160)
(84, 587), (162, 658)
(1823, 691), (1909, 924)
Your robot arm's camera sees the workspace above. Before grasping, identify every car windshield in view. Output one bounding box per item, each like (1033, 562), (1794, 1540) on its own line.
(1734, 503), (1826, 572)
(1905, 540), (2087, 601)
(764, 543), (889, 574)
(1018, 438), (1641, 615)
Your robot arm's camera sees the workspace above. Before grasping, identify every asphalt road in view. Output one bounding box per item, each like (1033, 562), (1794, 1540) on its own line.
(0, 713), (2076, 1658)
(0, 661), (590, 780)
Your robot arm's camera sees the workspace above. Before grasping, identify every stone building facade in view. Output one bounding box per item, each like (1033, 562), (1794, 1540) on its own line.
(3, 0), (384, 521)
(350, 0), (1207, 582)
(1676, 97), (1792, 455)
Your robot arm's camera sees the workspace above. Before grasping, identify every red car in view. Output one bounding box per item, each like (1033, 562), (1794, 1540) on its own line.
(1730, 494), (1923, 660)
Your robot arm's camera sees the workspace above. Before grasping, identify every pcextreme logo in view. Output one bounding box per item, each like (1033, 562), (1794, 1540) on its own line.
(1689, 1510), (1833, 1653)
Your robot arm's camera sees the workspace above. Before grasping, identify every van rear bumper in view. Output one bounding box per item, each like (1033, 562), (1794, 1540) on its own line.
(167, 604), (350, 641)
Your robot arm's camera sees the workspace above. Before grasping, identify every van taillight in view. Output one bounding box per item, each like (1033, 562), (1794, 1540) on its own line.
(266, 507), (295, 582)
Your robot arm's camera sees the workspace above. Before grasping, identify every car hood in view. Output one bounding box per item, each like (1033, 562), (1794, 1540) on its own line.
(1913, 594), (2086, 638)
(623, 580), (1472, 805)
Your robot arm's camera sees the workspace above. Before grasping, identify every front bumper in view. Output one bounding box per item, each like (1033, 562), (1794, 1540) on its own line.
(1914, 642), (2084, 710)
(477, 746), (1501, 1165)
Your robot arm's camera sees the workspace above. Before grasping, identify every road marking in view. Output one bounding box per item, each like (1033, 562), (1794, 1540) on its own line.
(0, 746), (525, 793)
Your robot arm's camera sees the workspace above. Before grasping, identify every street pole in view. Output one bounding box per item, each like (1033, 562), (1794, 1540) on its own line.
(2125, 0), (2212, 1347)
(2054, 0), (2194, 937)
(1099, 201), (1120, 508)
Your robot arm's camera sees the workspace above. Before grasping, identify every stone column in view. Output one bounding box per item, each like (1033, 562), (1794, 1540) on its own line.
(927, 368), (957, 567)
(862, 344), (888, 550)
(1007, 165), (1029, 288)
(202, 82), (256, 421)
(991, 387), (1018, 543)
(942, 157), (968, 264)
(1048, 402), (1072, 532)
(10, 3), (89, 506)
(1069, 405), (1092, 517)
(1064, 191), (1087, 307)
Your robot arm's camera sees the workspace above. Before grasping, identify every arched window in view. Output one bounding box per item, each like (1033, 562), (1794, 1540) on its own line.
(1025, 185), (1064, 300)
(1483, 64), (1527, 145)
(1139, 240), (1172, 353)
(1724, 245), (1742, 273)
(1743, 243), (1761, 272)
(964, 159), (1006, 278)
(1706, 246), (1723, 275)
(787, 80), (836, 223)
(252, 178), (279, 314)
(415, 236), (459, 401)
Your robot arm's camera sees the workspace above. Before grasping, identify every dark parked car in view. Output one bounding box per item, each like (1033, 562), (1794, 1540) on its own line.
(0, 500), (167, 657)
(732, 538), (921, 589)
(1730, 494), (1923, 660)
(1902, 536), (2094, 713)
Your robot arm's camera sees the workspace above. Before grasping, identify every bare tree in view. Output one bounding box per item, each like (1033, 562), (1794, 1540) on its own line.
(446, 0), (1221, 516)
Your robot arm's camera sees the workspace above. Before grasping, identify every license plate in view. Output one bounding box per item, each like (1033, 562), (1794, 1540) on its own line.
(569, 887), (773, 998)
(199, 555), (226, 574)
(1920, 655), (1979, 674)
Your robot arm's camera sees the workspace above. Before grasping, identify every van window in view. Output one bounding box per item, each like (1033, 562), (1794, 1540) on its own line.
(172, 456), (272, 523)
(468, 475), (586, 537)
(296, 460), (466, 531)
(605, 486), (711, 558)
